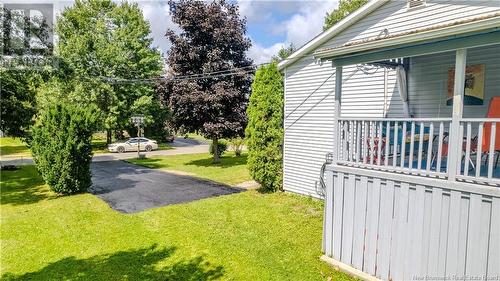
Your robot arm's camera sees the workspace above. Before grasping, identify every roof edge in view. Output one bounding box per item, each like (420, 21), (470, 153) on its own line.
(277, 0), (388, 71)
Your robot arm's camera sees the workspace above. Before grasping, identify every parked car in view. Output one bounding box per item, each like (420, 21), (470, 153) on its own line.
(108, 137), (158, 153)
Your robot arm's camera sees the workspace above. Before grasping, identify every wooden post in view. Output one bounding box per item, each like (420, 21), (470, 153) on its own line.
(334, 66), (343, 163)
(448, 49), (467, 181)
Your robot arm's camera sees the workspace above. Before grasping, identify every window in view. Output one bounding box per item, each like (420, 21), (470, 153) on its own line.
(407, 0), (425, 9)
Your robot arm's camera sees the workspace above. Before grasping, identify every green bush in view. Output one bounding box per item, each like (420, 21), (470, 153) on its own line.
(245, 63), (284, 192)
(31, 103), (98, 195)
(209, 140), (228, 158)
(229, 137), (245, 156)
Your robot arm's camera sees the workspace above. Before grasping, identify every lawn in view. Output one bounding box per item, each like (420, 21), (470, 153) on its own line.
(128, 152), (250, 185)
(0, 165), (352, 280)
(0, 137), (31, 159)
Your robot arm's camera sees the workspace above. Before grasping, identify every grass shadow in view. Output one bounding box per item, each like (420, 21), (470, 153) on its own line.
(0, 165), (56, 206)
(2, 244), (224, 280)
(127, 158), (169, 169)
(186, 155), (248, 168)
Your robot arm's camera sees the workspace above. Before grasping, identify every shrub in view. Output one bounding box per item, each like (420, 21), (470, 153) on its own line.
(245, 63), (284, 192)
(229, 137), (245, 156)
(209, 139), (228, 158)
(31, 103), (98, 195)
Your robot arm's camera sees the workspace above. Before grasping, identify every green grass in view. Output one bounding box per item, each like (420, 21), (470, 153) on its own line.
(0, 166), (352, 280)
(128, 152), (250, 185)
(183, 132), (210, 142)
(0, 137), (31, 159)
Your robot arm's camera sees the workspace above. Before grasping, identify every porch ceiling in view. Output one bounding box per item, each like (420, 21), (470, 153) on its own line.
(315, 14), (500, 67)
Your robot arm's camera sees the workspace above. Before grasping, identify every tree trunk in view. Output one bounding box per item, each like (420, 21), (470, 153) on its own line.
(212, 137), (220, 163)
(106, 129), (112, 144)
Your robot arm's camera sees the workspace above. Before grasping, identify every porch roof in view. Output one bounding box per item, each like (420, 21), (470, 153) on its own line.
(315, 13), (500, 66)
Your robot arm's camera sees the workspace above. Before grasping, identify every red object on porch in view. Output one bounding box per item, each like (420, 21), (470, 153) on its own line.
(482, 96), (500, 151)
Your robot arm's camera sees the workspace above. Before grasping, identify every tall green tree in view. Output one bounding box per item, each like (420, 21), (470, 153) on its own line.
(53, 0), (162, 143)
(0, 6), (53, 138)
(272, 43), (295, 62)
(165, 0), (253, 163)
(245, 63), (283, 192)
(0, 70), (37, 138)
(323, 0), (368, 30)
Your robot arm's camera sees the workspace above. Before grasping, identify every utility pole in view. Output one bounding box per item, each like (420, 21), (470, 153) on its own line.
(131, 115), (145, 159)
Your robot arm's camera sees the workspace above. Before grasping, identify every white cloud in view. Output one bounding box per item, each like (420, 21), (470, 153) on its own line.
(139, 1), (179, 58)
(247, 41), (285, 64)
(240, 0), (339, 63)
(278, 0), (338, 47)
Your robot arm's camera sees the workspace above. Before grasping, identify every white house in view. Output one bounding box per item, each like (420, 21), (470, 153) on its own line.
(279, 0), (499, 280)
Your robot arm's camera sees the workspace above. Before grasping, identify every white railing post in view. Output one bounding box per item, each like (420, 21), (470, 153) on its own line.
(333, 66), (343, 163)
(448, 49), (467, 181)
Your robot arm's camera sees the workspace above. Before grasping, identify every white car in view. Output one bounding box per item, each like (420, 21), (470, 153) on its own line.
(108, 138), (158, 153)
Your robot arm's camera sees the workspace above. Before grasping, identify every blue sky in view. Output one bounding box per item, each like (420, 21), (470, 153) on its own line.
(138, 0), (339, 63)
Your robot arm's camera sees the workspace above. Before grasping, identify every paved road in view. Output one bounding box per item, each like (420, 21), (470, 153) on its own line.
(0, 138), (209, 166)
(90, 161), (240, 213)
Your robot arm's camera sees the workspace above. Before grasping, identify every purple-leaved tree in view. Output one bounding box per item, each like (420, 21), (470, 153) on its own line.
(164, 0), (253, 163)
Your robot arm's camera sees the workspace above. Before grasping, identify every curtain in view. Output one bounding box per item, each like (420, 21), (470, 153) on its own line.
(396, 65), (410, 117)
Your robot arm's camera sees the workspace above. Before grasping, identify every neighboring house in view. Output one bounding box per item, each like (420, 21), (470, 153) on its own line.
(279, 0), (499, 280)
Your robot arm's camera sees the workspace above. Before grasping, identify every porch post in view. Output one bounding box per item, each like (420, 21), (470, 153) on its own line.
(448, 49), (467, 181)
(333, 66), (342, 163)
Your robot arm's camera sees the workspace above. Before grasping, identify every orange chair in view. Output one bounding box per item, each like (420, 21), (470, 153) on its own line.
(481, 97), (500, 168)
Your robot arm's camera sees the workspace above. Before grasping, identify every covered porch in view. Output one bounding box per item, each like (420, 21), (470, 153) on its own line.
(315, 17), (500, 281)
(316, 21), (500, 187)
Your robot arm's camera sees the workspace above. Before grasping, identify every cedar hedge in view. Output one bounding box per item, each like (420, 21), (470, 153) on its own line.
(245, 63), (284, 192)
(31, 103), (98, 195)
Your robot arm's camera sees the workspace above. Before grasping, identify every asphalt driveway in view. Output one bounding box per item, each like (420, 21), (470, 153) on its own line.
(90, 161), (240, 213)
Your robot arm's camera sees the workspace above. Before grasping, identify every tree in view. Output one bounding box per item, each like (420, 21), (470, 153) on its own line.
(245, 63), (283, 192)
(31, 102), (98, 194)
(0, 70), (37, 138)
(165, 0), (253, 163)
(323, 0), (368, 30)
(0, 5), (54, 138)
(272, 43), (295, 62)
(54, 0), (162, 144)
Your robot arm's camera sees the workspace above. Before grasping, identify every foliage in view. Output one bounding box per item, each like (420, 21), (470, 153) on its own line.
(0, 70), (38, 138)
(323, 0), (368, 30)
(30, 102), (98, 194)
(53, 0), (163, 143)
(164, 0), (253, 162)
(1, 165), (352, 281)
(229, 137), (244, 156)
(272, 43), (295, 62)
(127, 94), (170, 140)
(245, 63), (284, 192)
(209, 139), (228, 158)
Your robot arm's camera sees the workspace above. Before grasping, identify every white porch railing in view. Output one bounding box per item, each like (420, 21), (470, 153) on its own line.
(456, 118), (500, 185)
(336, 117), (500, 186)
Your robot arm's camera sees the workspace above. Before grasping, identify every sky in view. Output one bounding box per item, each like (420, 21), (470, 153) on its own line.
(138, 0), (339, 64)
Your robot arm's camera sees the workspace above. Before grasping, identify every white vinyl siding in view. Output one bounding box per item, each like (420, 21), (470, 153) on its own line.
(404, 44), (500, 119)
(322, 0), (500, 50)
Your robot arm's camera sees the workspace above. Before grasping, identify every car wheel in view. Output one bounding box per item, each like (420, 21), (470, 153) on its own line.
(145, 145), (152, 152)
(117, 146), (125, 153)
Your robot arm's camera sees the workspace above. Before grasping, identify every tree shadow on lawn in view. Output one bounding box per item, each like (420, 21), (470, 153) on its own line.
(186, 155), (248, 168)
(0, 166), (56, 206)
(2, 244), (224, 281)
